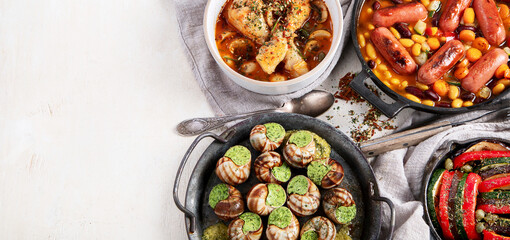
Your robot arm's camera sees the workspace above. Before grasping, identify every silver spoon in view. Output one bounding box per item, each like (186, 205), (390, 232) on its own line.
(177, 90), (335, 136)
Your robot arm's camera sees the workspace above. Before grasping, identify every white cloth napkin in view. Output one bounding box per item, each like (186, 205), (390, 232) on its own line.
(173, 0), (355, 115)
(373, 114), (510, 240)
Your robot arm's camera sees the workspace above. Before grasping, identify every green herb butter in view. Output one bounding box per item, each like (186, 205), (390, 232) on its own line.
(287, 175), (309, 195)
(335, 225), (352, 240)
(202, 223), (228, 240)
(268, 207), (293, 229)
(224, 145), (251, 166)
(302, 230), (319, 240)
(209, 184), (229, 209)
(311, 132), (331, 160)
(239, 212), (261, 234)
(271, 162), (291, 182)
(335, 205), (356, 224)
(288, 130), (313, 148)
(264, 123), (285, 142)
(307, 160), (332, 185)
(266, 184), (286, 207)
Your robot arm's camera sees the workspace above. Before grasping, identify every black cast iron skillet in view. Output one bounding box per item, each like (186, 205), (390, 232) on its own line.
(173, 113), (395, 240)
(349, 0), (510, 118)
(421, 137), (510, 239)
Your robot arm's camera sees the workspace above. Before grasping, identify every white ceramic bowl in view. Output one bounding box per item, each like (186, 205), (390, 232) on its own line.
(203, 0), (343, 95)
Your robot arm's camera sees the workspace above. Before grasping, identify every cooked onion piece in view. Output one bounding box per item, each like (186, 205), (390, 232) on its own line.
(216, 145), (251, 185)
(228, 212), (263, 240)
(250, 123), (286, 152)
(300, 216), (336, 240)
(208, 183), (245, 221)
(307, 158), (344, 189)
(266, 207), (300, 240)
(283, 130), (316, 168)
(309, 30), (332, 40)
(323, 188), (356, 224)
(286, 175), (321, 216)
(254, 151), (291, 184)
(247, 183), (287, 216)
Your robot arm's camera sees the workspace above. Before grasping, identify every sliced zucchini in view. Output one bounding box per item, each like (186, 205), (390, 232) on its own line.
(414, 20), (427, 35)
(427, 169), (447, 232)
(475, 157), (510, 173)
(454, 173), (469, 240)
(480, 191), (510, 200)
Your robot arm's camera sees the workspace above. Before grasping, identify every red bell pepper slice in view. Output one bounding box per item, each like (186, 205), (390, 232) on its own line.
(463, 173), (482, 240)
(454, 151), (510, 169)
(479, 176), (510, 192)
(444, 31), (457, 42)
(483, 230), (510, 240)
(439, 171), (455, 240)
(478, 204), (510, 214)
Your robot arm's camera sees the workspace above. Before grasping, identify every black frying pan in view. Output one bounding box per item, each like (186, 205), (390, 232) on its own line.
(173, 113), (395, 239)
(349, 0), (510, 118)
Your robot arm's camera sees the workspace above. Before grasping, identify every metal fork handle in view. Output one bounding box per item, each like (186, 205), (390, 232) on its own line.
(176, 109), (278, 136)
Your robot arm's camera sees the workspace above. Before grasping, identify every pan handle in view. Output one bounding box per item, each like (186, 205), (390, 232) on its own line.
(370, 182), (396, 240)
(173, 132), (228, 234)
(349, 70), (409, 118)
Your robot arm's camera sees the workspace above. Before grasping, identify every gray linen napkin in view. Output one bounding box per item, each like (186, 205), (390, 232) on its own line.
(174, 0), (355, 115)
(373, 112), (510, 240)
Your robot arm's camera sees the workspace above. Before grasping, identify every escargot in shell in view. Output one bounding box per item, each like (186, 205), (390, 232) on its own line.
(300, 216), (336, 240)
(266, 207), (300, 240)
(283, 130), (316, 168)
(323, 188), (356, 224)
(286, 175), (321, 216)
(247, 183), (286, 216)
(228, 212), (263, 240)
(208, 183), (244, 221)
(250, 123), (286, 152)
(307, 158), (344, 189)
(216, 145), (251, 185)
(254, 151), (291, 184)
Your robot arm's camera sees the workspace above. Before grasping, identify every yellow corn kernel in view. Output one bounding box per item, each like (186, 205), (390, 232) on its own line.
(364, 32), (370, 38)
(466, 48), (482, 62)
(384, 71), (392, 79)
(493, 83), (506, 95)
(448, 86), (460, 100)
(378, 64), (388, 71)
(497, 79), (510, 86)
(422, 100), (435, 106)
(358, 34), (366, 47)
(399, 80), (409, 90)
(367, 7), (373, 14)
(412, 43), (422, 56)
(416, 82), (429, 91)
(390, 27), (401, 39)
(459, 30), (476, 42)
(411, 34), (427, 44)
(427, 38), (441, 50)
(400, 38), (415, 48)
(390, 78), (400, 85)
(454, 67), (469, 79)
(463, 101), (474, 107)
(499, 4), (510, 19)
(495, 64), (509, 78)
(366, 43), (377, 59)
(457, 58), (469, 68)
(421, 0), (430, 7)
(451, 99), (463, 108)
(463, 8), (475, 24)
(368, 24), (375, 30)
(405, 93), (422, 103)
(375, 58), (382, 64)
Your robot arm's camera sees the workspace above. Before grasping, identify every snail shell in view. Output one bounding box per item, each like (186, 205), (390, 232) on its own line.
(228, 213), (263, 240)
(266, 208), (300, 240)
(308, 158), (344, 189)
(300, 216), (336, 240)
(247, 183), (286, 216)
(283, 131), (316, 168)
(214, 185), (245, 221)
(250, 123), (285, 152)
(323, 188), (356, 224)
(254, 151), (290, 184)
(287, 176), (321, 216)
(215, 145), (251, 185)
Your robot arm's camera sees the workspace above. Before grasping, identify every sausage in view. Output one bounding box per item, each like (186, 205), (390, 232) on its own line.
(439, 0), (473, 32)
(417, 40), (465, 85)
(372, 2), (428, 27)
(370, 27), (417, 75)
(462, 48), (508, 92)
(473, 0), (506, 46)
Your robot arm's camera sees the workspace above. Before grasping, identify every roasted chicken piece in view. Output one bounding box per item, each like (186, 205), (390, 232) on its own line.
(227, 0), (269, 44)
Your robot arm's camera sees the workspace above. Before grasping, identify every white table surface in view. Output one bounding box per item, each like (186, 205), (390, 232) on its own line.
(0, 1), (411, 239)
